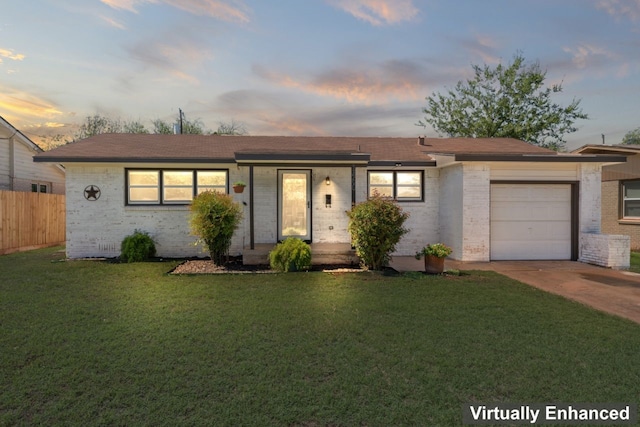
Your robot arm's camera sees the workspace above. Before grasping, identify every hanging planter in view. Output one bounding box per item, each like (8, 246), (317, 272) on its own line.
(232, 181), (246, 194)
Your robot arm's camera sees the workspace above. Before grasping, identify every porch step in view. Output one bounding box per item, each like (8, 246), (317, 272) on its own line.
(243, 243), (359, 266)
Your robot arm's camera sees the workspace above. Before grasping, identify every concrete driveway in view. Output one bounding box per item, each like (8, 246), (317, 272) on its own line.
(391, 257), (640, 325)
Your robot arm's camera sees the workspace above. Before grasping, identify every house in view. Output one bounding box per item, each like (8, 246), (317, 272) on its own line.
(34, 134), (629, 268)
(574, 144), (640, 250)
(0, 116), (65, 194)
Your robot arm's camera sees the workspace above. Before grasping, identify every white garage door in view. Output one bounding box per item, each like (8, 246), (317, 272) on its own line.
(490, 183), (572, 260)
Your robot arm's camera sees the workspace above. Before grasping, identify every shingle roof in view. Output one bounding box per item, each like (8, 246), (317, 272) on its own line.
(34, 134), (555, 164)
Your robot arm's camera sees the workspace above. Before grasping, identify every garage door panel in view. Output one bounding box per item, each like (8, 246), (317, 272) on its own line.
(491, 202), (571, 221)
(490, 220), (571, 241)
(491, 241), (571, 260)
(491, 183), (572, 260)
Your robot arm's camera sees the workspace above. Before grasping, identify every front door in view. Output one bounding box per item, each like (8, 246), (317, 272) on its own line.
(278, 170), (311, 241)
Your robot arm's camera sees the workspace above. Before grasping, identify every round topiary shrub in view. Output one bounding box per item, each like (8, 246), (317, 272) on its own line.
(120, 230), (156, 263)
(190, 190), (243, 265)
(347, 193), (409, 270)
(269, 238), (312, 272)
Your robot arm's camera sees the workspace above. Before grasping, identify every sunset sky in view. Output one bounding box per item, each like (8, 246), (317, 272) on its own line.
(1, 0), (639, 150)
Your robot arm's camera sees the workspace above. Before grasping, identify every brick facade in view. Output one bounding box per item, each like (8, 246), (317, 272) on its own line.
(601, 180), (640, 250)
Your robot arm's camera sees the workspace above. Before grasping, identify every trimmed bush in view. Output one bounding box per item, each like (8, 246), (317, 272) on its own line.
(120, 230), (156, 263)
(347, 194), (409, 270)
(190, 191), (243, 265)
(269, 238), (312, 272)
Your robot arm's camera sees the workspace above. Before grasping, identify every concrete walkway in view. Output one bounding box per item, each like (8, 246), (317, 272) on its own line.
(390, 257), (640, 325)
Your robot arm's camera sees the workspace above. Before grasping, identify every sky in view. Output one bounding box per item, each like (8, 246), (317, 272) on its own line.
(1, 0), (639, 151)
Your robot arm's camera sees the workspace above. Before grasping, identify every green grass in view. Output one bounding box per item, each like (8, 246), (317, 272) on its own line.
(2, 247), (639, 426)
(630, 252), (640, 273)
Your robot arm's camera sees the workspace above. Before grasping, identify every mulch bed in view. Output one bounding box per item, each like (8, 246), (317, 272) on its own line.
(170, 256), (364, 274)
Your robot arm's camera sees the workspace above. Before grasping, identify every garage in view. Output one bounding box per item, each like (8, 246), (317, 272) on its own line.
(490, 183), (574, 260)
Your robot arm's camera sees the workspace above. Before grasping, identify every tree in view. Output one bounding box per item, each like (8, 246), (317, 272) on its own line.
(152, 111), (208, 135)
(216, 119), (248, 135)
(622, 128), (640, 145)
(418, 53), (588, 151)
(74, 114), (149, 140)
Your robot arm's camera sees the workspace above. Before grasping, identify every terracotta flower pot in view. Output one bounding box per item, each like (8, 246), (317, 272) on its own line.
(424, 255), (445, 274)
(233, 185), (245, 194)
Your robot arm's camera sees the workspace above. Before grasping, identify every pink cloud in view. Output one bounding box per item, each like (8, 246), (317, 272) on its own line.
(327, 0), (419, 25)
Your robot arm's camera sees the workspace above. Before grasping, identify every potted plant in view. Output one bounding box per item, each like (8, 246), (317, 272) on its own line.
(415, 243), (452, 274)
(232, 180), (246, 194)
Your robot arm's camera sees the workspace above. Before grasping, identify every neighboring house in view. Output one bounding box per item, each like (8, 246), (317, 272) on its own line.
(0, 116), (65, 194)
(34, 134), (628, 267)
(574, 144), (640, 250)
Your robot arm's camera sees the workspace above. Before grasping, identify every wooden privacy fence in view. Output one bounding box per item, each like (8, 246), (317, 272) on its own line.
(0, 190), (66, 255)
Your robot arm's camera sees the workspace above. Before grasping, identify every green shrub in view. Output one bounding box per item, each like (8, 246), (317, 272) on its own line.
(190, 191), (243, 265)
(415, 243), (453, 259)
(347, 194), (409, 270)
(120, 230), (156, 263)
(269, 238), (312, 272)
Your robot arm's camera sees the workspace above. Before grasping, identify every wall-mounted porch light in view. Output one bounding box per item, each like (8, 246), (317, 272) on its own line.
(325, 176), (331, 185)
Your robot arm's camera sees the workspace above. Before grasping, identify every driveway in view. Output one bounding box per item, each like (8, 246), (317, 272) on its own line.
(391, 257), (640, 325)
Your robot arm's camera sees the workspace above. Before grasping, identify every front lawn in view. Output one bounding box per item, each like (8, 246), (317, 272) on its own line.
(630, 251), (640, 273)
(1, 247), (639, 426)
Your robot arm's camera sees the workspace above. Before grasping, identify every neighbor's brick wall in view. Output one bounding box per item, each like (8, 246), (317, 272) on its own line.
(601, 180), (640, 250)
(579, 233), (630, 269)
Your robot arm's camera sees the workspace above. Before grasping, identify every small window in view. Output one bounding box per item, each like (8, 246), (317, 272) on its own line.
(197, 171), (227, 194)
(368, 171), (423, 201)
(128, 170), (160, 203)
(31, 183), (48, 193)
(163, 171), (193, 203)
(369, 172), (394, 198)
(622, 180), (640, 218)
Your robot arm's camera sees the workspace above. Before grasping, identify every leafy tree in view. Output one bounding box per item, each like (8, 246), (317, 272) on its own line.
(152, 113), (208, 135)
(622, 128), (640, 145)
(152, 118), (174, 134)
(347, 193), (409, 270)
(189, 191), (243, 265)
(216, 119), (248, 135)
(123, 120), (149, 134)
(74, 114), (149, 140)
(418, 53), (588, 151)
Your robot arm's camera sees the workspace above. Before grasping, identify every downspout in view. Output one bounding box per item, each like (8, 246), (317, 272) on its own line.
(249, 165), (254, 250)
(9, 136), (15, 190)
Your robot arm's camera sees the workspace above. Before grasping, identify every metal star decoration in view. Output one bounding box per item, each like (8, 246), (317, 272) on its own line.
(84, 185), (101, 201)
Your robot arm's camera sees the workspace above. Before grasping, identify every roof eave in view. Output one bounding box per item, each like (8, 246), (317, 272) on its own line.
(454, 154), (627, 163)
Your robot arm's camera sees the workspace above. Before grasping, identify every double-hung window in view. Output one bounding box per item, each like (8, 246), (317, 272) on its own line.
(622, 180), (640, 218)
(368, 171), (423, 201)
(127, 169), (228, 205)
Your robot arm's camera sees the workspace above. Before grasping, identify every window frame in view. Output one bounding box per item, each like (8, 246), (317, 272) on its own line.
(125, 168), (229, 205)
(621, 179), (640, 219)
(31, 182), (49, 193)
(367, 170), (424, 202)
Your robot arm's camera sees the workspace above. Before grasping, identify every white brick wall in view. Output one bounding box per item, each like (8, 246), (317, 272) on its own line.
(438, 164), (463, 259)
(66, 163), (247, 259)
(579, 233), (630, 269)
(579, 163), (602, 234)
(461, 163), (490, 261)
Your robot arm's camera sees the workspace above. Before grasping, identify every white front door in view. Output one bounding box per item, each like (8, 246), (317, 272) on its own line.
(278, 170), (311, 241)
